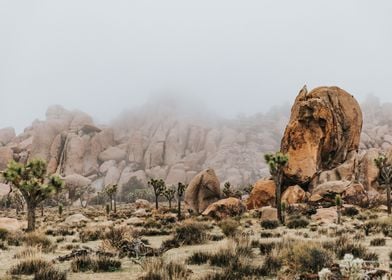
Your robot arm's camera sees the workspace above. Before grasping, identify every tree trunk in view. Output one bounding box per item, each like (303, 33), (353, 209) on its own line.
(155, 196), (159, 210)
(177, 196), (181, 220)
(41, 204), (44, 217)
(337, 206), (341, 224)
(168, 199), (172, 209)
(387, 185), (391, 215)
(27, 202), (36, 232)
(113, 194), (117, 213)
(275, 172), (283, 224)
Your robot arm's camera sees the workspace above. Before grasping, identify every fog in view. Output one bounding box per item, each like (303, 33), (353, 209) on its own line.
(1, 0), (391, 132)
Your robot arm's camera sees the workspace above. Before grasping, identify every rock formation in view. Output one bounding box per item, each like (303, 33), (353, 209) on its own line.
(184, 168), (221, 214)
(281, 86), (363, 188)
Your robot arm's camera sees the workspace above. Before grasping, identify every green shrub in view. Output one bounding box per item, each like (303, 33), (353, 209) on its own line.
(260, 220), (279, 229)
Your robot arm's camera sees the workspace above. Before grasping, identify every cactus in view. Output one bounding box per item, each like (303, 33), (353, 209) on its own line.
(264, 152), (289, 224)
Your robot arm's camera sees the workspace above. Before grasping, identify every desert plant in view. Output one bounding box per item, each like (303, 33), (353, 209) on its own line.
(33, 266), (67, 280)
(58, 204), (63, 217)
(103, 184), (118, 213)
(259, 242), (276, 255)
(23, 232), (56, 253)
(218, 218), (240, 237)
(148, 178), (166, 210)
(187, 251), (210, 265)
(335, 194), (342, 224)
(0, 228), (8, 240)
(173, 222), (207, 245)
(286, 216), (309, 229)
(375, 154), (392, 214)
(139, 257), (190, 280)
(261, 219), (279, 229)
(163, 186), (176, 209)
(264, 152), (289, 223)
(370, 238), (386, 246)
(3, 159), (64, 231)
(222, 182), (241, 199)
(260, 253), (282, 276)
(71, 256), (95, 272)
(9, 258), (52, 275)
(342, 206), (359, 217)
(339, 254), (365, 279)
(177, 182), (187, 219)
(93, 256), (121, 272)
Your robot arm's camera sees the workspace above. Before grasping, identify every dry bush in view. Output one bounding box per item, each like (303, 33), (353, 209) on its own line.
(23, 232), (56, 253)
(260, 219), (279, 229)
(33, 266), (67, 280)
(173, 221), (208, 245)
(79, 227), (103, 242)
(138, 257), (190, 280)
(14, 246), (41, 259)
(218, 218), (240, 237)
(9, 258), (52, 275)
(286, 216), (309, 229)
(333, 235), (378, 261)
(71, 255), (121, 272)
(0, 228), (9, 240)
(276, 239), (333, 274)
(370, 238), (386, 246)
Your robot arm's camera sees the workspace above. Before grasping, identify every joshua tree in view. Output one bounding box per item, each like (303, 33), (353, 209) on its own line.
(163, 186), (176, 209)
(264, 152), (289, 224)
(104, 184), (118, 213)
(335, 194), (342, 224)
(222, 182), (242, 199)
(375, 155), (392, 215)
(148, 178), (166, 210)
(3, 159), (63, 231)
(177, 182), (187, 219)
(281, 202), (287, 224)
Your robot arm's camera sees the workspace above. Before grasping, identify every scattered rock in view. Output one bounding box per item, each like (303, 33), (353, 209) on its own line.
(63, 214), (91, 225)
(202, 197), (246, 219)
(311, 207), (337, 224)
(260, 206), (278, 221)
(281, 185), (306, 205)
(135, 199), (151, 209)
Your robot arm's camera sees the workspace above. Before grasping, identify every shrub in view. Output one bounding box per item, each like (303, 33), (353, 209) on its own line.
(79, 228), (102, 242)
(103, 226), (129, 249)
(139, 257), (190, 280)
(218, 218), (240, 237)
(286, 217), (309, 229)
(260, 231), (273, 238)
(0, 228), (8, 240)
(187, 251), (210, 265)
(259, 242), (275, 255)
(260, 254), (282, 276)
(277, 240), (333, 274)
(370, 238), (386, 246)
(93, 256), (121, 272)
(14, 246), (41, 259)
(33, 266), (66, 280)
(9, 258), (52, 275)
(342, 207), (359, 217)
(334, 235), (375, 260)
(23, 233), (56, 253)
(174, 222), (208, 245)
(260, 220), (279, 229)
(71, 256), (94, 272)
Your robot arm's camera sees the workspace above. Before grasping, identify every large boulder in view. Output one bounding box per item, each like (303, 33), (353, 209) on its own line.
(342, 183), (368, 207)
(309, 180), (352, 202)
(246, 180), (275, 210)
(281, 185), (307, 205)
(281, 86), (363, 186)
(202, 197), (246, 219)
(184, 168), (221, 214)
(358, 149), (380, 189)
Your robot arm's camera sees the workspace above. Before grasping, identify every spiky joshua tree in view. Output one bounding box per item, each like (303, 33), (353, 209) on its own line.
(264, 152), (289, 224)
(375, 154), (392, 215)
(148, 178), (166, 210)
(3, 159), (63, 231)
(163, 186), (176, 209)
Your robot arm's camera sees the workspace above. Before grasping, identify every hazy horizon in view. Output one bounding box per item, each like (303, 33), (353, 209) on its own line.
(1, 1), (391, 132)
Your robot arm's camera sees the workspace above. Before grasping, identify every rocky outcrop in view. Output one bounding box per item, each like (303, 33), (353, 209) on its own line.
(246, 180), (275, 210)
(202, 197), (246, 219)
(184, 168), (221, 214)
(281, 86), (363, 187)
(281, 185), (307, 205)
(0, 127), (15, 146)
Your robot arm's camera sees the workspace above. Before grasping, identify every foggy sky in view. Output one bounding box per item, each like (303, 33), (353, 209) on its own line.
(1, 1), (391, 132)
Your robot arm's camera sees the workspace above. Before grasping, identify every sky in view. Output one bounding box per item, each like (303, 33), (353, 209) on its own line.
(1, 1), (391, 132)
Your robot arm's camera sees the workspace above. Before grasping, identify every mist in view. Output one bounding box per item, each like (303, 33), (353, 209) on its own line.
(1, 0), (391, 132)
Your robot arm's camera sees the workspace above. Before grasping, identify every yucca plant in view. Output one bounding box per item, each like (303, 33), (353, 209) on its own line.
(264, 152), (289, 224)
(375, 155), (392, 215)
(104, 184), (118, 213)
(163, 186), (176, 209)
(2, 160), (63, 231)
(177, 182), (187, 219)
(148, 178), (166, 210)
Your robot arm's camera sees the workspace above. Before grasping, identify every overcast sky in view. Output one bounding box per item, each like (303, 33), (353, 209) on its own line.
(1, 1), (391, 132)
